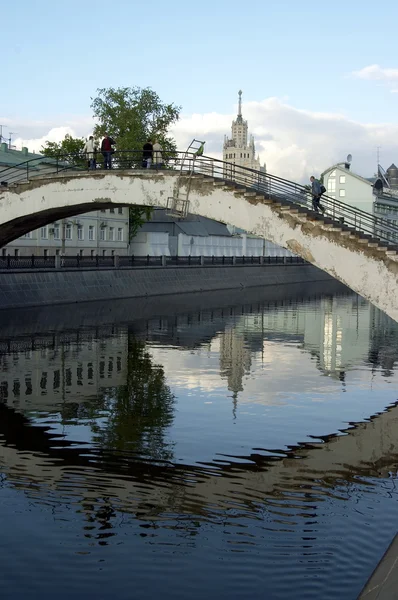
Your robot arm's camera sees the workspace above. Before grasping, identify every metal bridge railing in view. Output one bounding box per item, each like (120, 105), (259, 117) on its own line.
(1, 150), (398, 248)
(0, 254), (306, 271)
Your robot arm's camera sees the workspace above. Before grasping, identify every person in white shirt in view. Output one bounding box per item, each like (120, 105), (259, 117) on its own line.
(83, 136), (98, 170)
(153, 139), (163, 169)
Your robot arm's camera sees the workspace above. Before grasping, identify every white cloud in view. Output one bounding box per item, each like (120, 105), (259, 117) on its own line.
(3, 115), (94, 154)
(352, 64), (398, 82)
(4, 98), (398, 182)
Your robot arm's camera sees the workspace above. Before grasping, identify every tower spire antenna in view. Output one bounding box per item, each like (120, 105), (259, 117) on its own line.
(238, 90), (242, 117)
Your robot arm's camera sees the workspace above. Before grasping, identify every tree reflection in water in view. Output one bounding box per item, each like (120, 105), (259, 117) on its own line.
(90, 336), (175, 462)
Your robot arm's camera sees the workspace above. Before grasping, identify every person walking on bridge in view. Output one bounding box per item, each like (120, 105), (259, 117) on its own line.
(310, 176), (326, 214)
(101, 134), (115, 170)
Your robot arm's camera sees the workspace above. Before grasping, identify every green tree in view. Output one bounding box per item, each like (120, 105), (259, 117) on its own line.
(129, 206), (153, 241)
(91, 86), (181, 166)
(41, 133), (87, 167)
(91, 86), (181, 232)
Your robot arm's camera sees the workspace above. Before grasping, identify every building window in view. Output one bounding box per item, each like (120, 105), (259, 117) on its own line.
(79, 249), (84, 256)
(100, 228), (106, 241)
(117, 228), (123, 242)
(118, 207), (123, 214)
(2, 249), (6, 257)
(91, 250), (95, 257)
(41, 226), (48, 239)
(327, 179), (336, 193)
(109, 227), (115, 241)
(22, 231), (31, 239)
(56, 249), (60, 256)
(339, 175), (346, 184)
(53, 225), (60, 240)
(14, 249), (19, 257)
(339, 189), (346, 197)
(65, 224), (72, 240)
(111, 250), (115, 256)
(102, 250), (106, 257)
(77, 225), (83, 240)
(100, 209), (106, 213)
(89, 226), (95, 241)
(329, 170), (336, 178)
(109, 207), (115, 214)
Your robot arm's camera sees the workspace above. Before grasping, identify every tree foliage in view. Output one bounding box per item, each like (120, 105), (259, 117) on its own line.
(41, 134), (86, 167)
(89, 336), (175, 461)
(41, 87), (182, 236)
(91, 86), (181, 161)
(129, 206), (153, 241)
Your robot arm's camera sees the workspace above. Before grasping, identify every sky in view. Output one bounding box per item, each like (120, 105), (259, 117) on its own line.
(2, 0), (398, 182)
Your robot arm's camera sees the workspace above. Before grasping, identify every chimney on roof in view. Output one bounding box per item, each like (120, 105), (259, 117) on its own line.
(22, 147), (28, 156)
(0, 143), (7, 152)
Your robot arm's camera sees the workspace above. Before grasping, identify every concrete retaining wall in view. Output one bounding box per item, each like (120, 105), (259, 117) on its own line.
(0, 264), (333, 310)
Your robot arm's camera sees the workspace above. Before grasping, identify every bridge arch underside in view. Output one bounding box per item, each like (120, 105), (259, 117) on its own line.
(0, 202), (128, 246)
(0, 171), (397, 321)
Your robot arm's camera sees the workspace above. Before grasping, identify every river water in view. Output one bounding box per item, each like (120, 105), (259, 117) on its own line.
(1, 282), (398, 600)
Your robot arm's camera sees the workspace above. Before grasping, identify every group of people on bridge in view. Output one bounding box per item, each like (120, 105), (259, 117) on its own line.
(82, 135), (327, 216)
(82, 135), (163, 171)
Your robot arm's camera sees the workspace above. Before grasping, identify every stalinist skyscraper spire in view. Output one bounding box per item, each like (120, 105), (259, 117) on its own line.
(223, 90), (266, 174)
(237, 89), (243, 120)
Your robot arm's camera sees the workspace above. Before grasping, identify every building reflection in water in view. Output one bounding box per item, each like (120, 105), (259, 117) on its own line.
(0, 326), (127, 412)
(0, 292), (397, 526)
(1, 290), (398, 600)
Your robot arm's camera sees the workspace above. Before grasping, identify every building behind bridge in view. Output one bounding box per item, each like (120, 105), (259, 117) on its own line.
(322, 159), (398, 243)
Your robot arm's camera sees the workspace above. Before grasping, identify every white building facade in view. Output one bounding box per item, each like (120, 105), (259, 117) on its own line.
(322, 163), (374, 214)
(322, 160), (398, 243)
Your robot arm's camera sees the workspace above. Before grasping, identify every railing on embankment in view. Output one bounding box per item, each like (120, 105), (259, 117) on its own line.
(0, 254), (307, 271)
(1, 150), (398, 250)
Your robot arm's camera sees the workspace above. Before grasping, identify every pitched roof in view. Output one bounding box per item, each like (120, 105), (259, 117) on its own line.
(322, 163), (373, 187)
(0, 145), (56, 168)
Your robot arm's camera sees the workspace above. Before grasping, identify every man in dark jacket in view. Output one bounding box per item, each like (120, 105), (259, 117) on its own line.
(101, 134), (115, 170)
(310, 176), (326, 214)
(142, 139), (153, 169)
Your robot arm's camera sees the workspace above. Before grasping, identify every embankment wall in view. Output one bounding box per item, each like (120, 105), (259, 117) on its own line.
(0, 264), (333, 310)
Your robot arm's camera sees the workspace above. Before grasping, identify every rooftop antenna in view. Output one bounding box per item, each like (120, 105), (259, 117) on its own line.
(376, 146), (381, 167)
(0, 125), (6, 144)
(8, 132), (17, 149)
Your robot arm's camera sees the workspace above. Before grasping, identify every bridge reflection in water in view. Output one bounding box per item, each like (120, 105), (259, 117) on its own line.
(0, 284), (398, 600)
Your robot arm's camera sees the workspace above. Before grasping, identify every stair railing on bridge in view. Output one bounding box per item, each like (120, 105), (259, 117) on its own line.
(1, 150), (398, 249)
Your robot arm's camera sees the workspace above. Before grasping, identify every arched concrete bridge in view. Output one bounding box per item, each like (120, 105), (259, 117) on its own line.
(1, 167), (398, 320)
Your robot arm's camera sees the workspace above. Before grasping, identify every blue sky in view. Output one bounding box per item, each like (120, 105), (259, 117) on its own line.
(2, 0), (398, 180)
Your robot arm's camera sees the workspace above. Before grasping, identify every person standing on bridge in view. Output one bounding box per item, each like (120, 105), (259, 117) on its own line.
(82, 136), (98, 170)
(152, 139), (163, 169)
(142, 139), (153, 169)
(101, 134), (115, 170)
(310, 176), (326, 214)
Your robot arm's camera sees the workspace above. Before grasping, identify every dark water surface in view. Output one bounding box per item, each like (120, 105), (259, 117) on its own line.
(1, 283), (398, 600)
